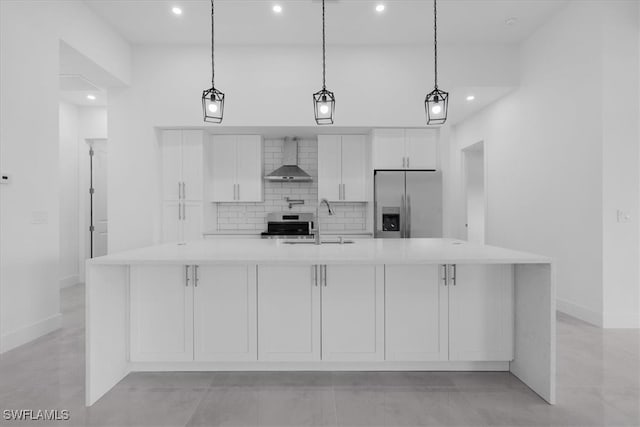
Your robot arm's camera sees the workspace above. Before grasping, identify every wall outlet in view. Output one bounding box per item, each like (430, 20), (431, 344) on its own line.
(617, 210), (632, 223)
(31, 211), (48, 224)
(0, 173), (10, 184)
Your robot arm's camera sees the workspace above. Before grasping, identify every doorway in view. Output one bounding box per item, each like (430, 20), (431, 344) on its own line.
(462, 141), (486, 244)
(87, 139), (108, 258)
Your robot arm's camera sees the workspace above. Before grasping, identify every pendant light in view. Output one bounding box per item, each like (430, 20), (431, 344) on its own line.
(313, 0), (335, 125)
(424, 0), (448, 125)
(202, 0), (225, 123)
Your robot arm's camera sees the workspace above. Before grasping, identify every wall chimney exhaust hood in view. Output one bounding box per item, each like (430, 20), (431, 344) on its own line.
(265, 137), (313, 182)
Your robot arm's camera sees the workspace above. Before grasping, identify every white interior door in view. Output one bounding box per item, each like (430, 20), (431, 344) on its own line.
(91, 140), (108, 257)
(462, 142), (486, 243)
(161, 130), (182, 201)
(449, 264), (514, 361)
(321, 265), (382, 361)
(340, 135), (367, 201)
(209, 135), (237, 202)
(235, 135), (263, 202)
(181, 130), (203, 201)
(130, 265), (194, 362)
(194, 265), (257, 361)
(317, 135), (342, 201)
(385, 265), (448, 361)
(257, 265), (320, 362)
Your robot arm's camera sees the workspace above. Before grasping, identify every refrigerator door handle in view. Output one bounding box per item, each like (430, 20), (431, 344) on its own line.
(407, 195), (411, 238)
(400, 194), (406, 238)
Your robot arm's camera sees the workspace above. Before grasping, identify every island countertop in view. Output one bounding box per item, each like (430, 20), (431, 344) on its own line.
(88, 238), (551, 265)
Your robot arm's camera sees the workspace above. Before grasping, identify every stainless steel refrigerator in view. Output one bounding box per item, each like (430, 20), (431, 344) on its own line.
(374, 170), (442, 238)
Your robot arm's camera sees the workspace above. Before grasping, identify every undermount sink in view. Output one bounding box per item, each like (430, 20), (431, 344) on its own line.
(282, 239), (354, 245)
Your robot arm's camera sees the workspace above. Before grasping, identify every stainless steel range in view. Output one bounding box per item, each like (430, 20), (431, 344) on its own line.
(260, 212), (315, 239)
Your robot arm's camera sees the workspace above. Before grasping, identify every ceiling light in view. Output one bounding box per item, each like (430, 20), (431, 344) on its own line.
(424, 0), (449, 125)
(313, 0), (335, 125)
(505, 17), (518, 26)
(466, 95), (475, 101)
(171, 6), (182, 15)
(376, 4), (385, 12)
(87, 94), (96, 100)
(273, 4), (282, 13)
(202, 0), (225, 123)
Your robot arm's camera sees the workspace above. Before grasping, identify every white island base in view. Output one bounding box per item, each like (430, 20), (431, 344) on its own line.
(86, 239), (555, 406)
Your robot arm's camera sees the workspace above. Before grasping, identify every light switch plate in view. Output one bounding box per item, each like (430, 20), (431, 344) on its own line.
(617, 210), (632, 223)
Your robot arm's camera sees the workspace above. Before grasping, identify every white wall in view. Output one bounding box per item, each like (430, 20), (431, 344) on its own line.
(449, 0), (640, 328)
(108, 43), (518, 252)
(0, 0), (129, 353)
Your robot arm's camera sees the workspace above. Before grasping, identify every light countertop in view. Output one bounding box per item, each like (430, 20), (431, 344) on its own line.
(88, 238), (551, 266)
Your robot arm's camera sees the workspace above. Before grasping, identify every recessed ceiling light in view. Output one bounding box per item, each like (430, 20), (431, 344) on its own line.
(505, 17), (518, 26)
(375, 4), (385, 12)
(87, 94), (96, 101)
(466, 95), (475, 101)
(171, 6), (182, 16)
(273, 4), (282, 13)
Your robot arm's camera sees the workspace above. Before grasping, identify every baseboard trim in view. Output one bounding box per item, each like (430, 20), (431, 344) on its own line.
(556, 298), (602, 327)
(59, 274), (80, 289)
(0, 313), (62, 354)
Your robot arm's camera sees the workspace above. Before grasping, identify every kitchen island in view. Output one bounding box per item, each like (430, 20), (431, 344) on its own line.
(86, 238), (555, 405)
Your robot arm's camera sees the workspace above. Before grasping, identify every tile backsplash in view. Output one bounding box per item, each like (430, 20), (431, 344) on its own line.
(215, 138), (368, 232)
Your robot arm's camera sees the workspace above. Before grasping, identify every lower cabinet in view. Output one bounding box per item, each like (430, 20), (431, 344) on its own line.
(130, 265), (194, 362)
(257, 264), (383, 362)
(448, 264), (514, 361)
(385, 264), (514, 363)
(130, 264), (256, 362)
(385, 265), (448, 361)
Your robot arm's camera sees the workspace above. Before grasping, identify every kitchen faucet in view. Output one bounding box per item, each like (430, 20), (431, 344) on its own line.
(313, 198), (335, 245)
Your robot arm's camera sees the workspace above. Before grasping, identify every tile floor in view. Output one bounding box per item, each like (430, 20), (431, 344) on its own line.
(0, 283), (638, 426)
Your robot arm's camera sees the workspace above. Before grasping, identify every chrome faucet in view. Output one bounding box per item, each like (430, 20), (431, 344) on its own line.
(313, 198), (335, 245)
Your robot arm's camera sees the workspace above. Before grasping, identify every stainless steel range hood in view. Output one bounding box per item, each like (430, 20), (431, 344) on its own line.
(265, 137), (313, 182)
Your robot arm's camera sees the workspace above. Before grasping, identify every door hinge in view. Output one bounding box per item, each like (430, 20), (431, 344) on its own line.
(89, 187), (95, 194)
(89, 225), (95, 232)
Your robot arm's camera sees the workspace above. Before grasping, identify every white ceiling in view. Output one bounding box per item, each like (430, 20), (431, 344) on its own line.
(85, 0), (568, 46)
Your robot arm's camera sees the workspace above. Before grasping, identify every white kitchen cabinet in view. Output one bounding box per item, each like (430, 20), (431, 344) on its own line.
(257, 265), (321, 361)
(385, 265), (448, 361)
(194, 265), (257, 362)
(372, 129), (438, 170)
(161, 201), (202, 243)
(318, 135), (367, 202)
(209, 135), (263, 202)
(161, 130), (203, 201)
(130, 265), (193, 362)
(321, 265), (383, 361)
(448, 264), (514, 361)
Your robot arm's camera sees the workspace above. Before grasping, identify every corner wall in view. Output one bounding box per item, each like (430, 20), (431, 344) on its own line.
(449, 0), (640, 328)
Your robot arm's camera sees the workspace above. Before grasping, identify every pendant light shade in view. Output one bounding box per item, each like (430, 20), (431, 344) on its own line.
(425, 0), (448, 125)
(202, 0), (225, 123)
(313, 0), (334, 125)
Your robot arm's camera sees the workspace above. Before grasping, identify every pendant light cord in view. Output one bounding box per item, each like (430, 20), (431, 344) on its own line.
(211, 0), (215, 87)
(322, 0), (326, 90)
(433, 0), (438, 89)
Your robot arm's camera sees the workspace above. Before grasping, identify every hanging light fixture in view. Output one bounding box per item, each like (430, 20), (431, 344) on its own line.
(424, 0), (448, 125)
(202, 0), (224, 123)
(313, 0), (335, 125)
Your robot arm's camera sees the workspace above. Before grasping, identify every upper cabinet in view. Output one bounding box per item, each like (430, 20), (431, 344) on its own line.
(318, 135), (367, 202)
(372, 129), (439, 170)
(208, 135), (263, 202)
(161, 130), (204, 201)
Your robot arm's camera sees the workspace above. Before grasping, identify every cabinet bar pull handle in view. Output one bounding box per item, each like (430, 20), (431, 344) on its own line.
(407, 157), (410, 168)
(182, 203), (186, 220)
(237, 184), (240, 200)
(323, 265), (328, 287)
(182, 182), (186, 199)
(178, 182), (181, 199)
(185, 265), (190, 287)
(441, 264), (448, 286)
(194, 265), (199, 287)
(178, 202), (181, 221)
(402, 157), (405, 168)
(313, 265), (318, 287)
(342, 184), (346, 200)
(451, 264), (457, 286)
